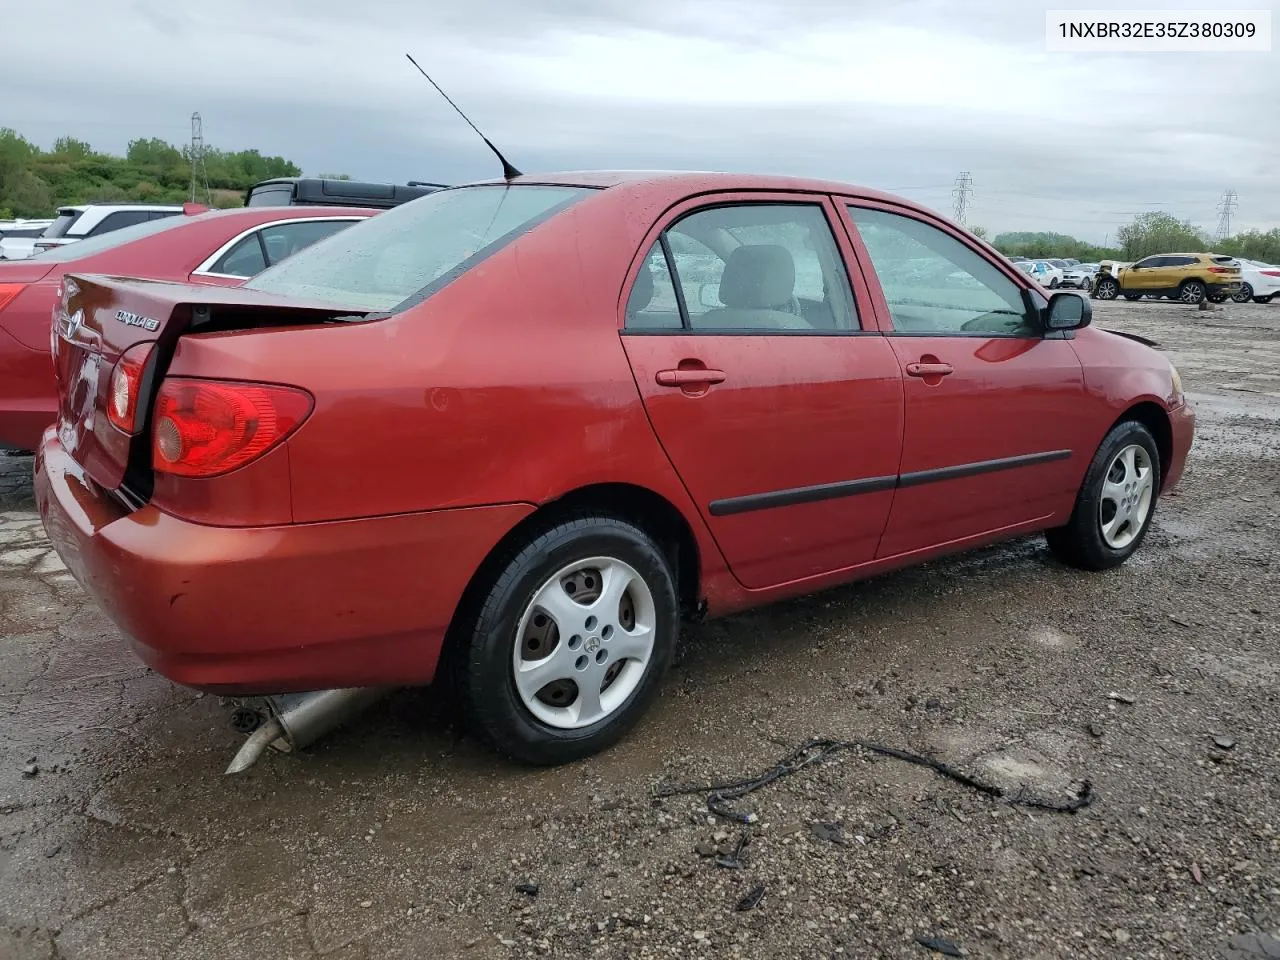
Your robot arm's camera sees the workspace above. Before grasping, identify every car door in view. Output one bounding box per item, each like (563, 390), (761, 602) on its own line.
(620, 195), (905, 589)
(1126, 255), (1167, 292)
(190, 217), (362, 286)
(840, 201), (1091, 559)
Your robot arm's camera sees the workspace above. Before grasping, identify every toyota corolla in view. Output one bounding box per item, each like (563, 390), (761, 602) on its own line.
(35, 172), (1194, 765)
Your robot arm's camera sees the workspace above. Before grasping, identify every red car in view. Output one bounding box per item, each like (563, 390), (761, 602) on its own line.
(0, 205), (376, 451)
(35, 172), (1194, 765)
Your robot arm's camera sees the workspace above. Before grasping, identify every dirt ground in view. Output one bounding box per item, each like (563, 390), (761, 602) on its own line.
(2, 297), (1277, 960)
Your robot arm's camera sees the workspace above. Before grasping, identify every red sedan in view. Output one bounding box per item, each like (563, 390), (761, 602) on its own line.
(35, 172), (1194, 765)
(0, 205), (376, 451)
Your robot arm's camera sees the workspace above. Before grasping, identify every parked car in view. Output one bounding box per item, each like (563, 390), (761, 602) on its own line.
(0, 206), (375, 452)
(35, 172), (1193, 765)
(246, 176), (448, 209)
(1231, 258), (1280, 303)
(0, 204), (190, 260)
(1092, 253), (1242, 303)
(0, 219), (54, 240)
(1045, 259), (1071, 270)
(1060, 258), (1080, 267)
(1059, 263), (1097, 289)
(1017, 259), (1065, 288)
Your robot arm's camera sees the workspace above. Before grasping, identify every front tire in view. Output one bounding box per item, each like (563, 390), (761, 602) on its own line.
(1045, 421), (1162, 571)
(1232, 283), (1253, 303)
(457, 514), (679, 765)
(1094, 277), (1119, 300)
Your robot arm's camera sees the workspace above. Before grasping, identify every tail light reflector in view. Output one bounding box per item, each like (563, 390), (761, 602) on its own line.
(0, 283), (26, 313)
(152, 378), (313, 478)
(107, 343), (155, 434)
(1208, 266), (1231, 273)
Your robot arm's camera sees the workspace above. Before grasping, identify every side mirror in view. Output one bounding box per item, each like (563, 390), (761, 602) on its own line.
(1045, 291), (1092, 331)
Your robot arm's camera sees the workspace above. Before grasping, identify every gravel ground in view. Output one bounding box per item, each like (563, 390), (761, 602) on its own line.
(1, 297), (1278, 960)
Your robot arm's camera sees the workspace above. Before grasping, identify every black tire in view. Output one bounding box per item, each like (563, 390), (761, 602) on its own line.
(1253, 295), (1275, 304)
(456, 514), (679, 765)
(1094, 278), (1119, 300)
(1232, 283), (1253, 304)
(1178, 280), (1207, 304)
(1208, 292), (1228, 303)
(1045, 420), (1162, 571)
(1123, 293), (1141, 301)
(1049, 278), (1060, 289)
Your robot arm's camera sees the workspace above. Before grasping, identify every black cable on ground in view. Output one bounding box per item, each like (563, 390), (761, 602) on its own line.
(652, 736), (1094, 823)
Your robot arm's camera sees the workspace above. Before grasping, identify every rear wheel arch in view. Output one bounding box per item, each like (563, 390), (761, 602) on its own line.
(445, 483), (702, 652)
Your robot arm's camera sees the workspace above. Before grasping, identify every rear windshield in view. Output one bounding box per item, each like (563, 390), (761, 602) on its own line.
(244, 184), (595, 311)
(43, 212), (83, 239)
(31, 213), (195, 262)
(1211, 256), (1237, 265)
(247, 185), (296, 206)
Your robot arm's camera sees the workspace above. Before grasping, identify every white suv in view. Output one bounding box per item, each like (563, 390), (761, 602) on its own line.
(0, 204), (187, 260)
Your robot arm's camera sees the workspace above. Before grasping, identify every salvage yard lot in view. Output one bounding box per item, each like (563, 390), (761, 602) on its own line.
(2, 298), (1277, 960)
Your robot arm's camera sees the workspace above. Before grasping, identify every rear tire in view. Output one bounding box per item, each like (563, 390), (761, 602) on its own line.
(1123, 293), (1141, 301)
(1045, 420), (1162, 572)
(456, 514), (679, 765)
(1253, 295), (1274, 304)
(1178, 280), (1207, 304)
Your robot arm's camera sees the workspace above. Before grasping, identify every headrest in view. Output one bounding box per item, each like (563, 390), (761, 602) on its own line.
(629, 262), (655, 314)
(718, 244), (795, 309)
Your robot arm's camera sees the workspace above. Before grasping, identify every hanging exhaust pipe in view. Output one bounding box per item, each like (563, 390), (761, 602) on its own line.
(224, 687), (392, 775)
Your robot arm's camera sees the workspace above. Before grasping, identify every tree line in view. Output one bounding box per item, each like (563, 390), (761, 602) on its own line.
(0, 129), (302, 219)
(982, 213), (1280, 264)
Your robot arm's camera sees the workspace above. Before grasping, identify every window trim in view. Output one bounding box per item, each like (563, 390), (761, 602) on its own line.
(192, 215), (367, 280)
(835, 198), (1050, 340)
(619, 192), (878, 337)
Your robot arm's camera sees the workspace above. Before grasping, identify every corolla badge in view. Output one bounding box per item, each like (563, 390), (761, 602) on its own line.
(115, 309), (160, 332)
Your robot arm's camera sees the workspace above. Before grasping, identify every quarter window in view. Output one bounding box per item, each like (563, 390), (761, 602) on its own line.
(625, 243), (683, 330)
(210, 235), (268, 277)
(848, 206), (1035, 336)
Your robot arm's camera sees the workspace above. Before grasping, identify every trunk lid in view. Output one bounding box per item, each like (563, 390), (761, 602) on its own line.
(53, 273), (372, 492)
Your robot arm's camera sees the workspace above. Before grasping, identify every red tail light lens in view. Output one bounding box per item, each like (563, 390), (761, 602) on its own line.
(107, 343), (154, 434)
(0, 283), (26, 313)
(1261, 269), (1280, 277)
(152, 378), (313, 478)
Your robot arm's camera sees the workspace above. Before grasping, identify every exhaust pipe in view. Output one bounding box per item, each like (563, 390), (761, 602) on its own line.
(224, 687), (391, 775)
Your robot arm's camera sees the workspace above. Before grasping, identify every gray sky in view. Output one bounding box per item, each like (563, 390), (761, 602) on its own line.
(7, 0), (1278, 242)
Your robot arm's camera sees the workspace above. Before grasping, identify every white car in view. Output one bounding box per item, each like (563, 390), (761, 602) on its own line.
(1, 203), (187, 260)
(1015, 259), (1065, 288)
(1231, 259), (1280, 304)
(1059, 263), (1098, 290)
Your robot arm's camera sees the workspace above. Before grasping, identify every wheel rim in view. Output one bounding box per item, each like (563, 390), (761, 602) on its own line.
(1232, 284), (1252, 303)
(1179, 283), (1203, 303)
(511, 557), (657, 730)
(1098, 444), (1154, 550)
(1098, 280), (1117, 299)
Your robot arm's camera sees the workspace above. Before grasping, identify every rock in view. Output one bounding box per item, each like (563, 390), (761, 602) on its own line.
(21, 763), (38, 778)
(515, 883), (539, 896)
(1114, 929), (1130, 944)
(1108, 692), (1135, 705)
(914, 934), (962, 956)
(1212, 736), (1237, 750)
(695, 842), (716, 857)
(735, 885), (766, 911)
(1088, 723), (1104, 738)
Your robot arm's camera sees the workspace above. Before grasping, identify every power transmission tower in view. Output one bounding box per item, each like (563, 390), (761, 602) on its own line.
(189, 112), (211, 205)
(952, 171), (973, 226)
(1215, 189), (1237, 240)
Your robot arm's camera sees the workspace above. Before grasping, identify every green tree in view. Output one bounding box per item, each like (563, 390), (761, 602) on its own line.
(991, 231), (1120, 262)
(1219, 229), (1280, 263)
(1115, 212), (1207, 259)
(969, 225), (988, 240)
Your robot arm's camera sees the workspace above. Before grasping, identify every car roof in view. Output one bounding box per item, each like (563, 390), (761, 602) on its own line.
(464, 170), (942, 214)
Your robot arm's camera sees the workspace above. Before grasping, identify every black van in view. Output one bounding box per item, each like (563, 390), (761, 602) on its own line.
(245, 177), (449, 209)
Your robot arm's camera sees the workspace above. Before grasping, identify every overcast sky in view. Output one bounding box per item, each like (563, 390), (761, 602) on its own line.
(6, 0), (1278, 242)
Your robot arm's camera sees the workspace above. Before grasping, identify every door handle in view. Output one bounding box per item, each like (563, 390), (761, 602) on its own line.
(655, 368), (726, 387)
(905, 362), (954, 377)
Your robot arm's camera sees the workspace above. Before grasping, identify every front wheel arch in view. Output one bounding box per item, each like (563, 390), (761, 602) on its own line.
(1107, 402), (1173, 491)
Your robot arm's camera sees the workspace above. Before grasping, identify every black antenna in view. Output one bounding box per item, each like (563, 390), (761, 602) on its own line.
(405, 53), (522, 181)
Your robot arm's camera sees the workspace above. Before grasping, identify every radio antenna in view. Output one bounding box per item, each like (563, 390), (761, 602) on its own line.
(405, 53), (523, 181)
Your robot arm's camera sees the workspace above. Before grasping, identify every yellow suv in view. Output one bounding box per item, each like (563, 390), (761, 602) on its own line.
(1093, 253), (1242, 304)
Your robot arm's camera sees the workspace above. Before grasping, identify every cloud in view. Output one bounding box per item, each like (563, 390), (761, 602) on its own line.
(5, 0), (1278, 241)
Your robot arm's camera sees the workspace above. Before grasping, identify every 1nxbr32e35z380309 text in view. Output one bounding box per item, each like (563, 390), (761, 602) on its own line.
(1045, 9), (1272, 51)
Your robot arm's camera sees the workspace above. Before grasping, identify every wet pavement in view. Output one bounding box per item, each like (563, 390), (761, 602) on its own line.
(2, 298), (1278, 959)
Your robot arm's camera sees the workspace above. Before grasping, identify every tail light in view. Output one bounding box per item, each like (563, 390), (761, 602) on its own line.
(0, 283), (25, 313)
(1261, 270), (1280, 277)
(107, 342), (155, 434)
(152, 378), (313, 478)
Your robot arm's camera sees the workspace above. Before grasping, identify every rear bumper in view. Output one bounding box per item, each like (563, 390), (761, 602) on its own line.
(1164, 400), (1195, 493)
(35, 429), (532, 694)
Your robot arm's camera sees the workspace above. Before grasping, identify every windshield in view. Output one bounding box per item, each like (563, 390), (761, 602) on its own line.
(31, 213), (195, 262)
(244, 184), (595, 311)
